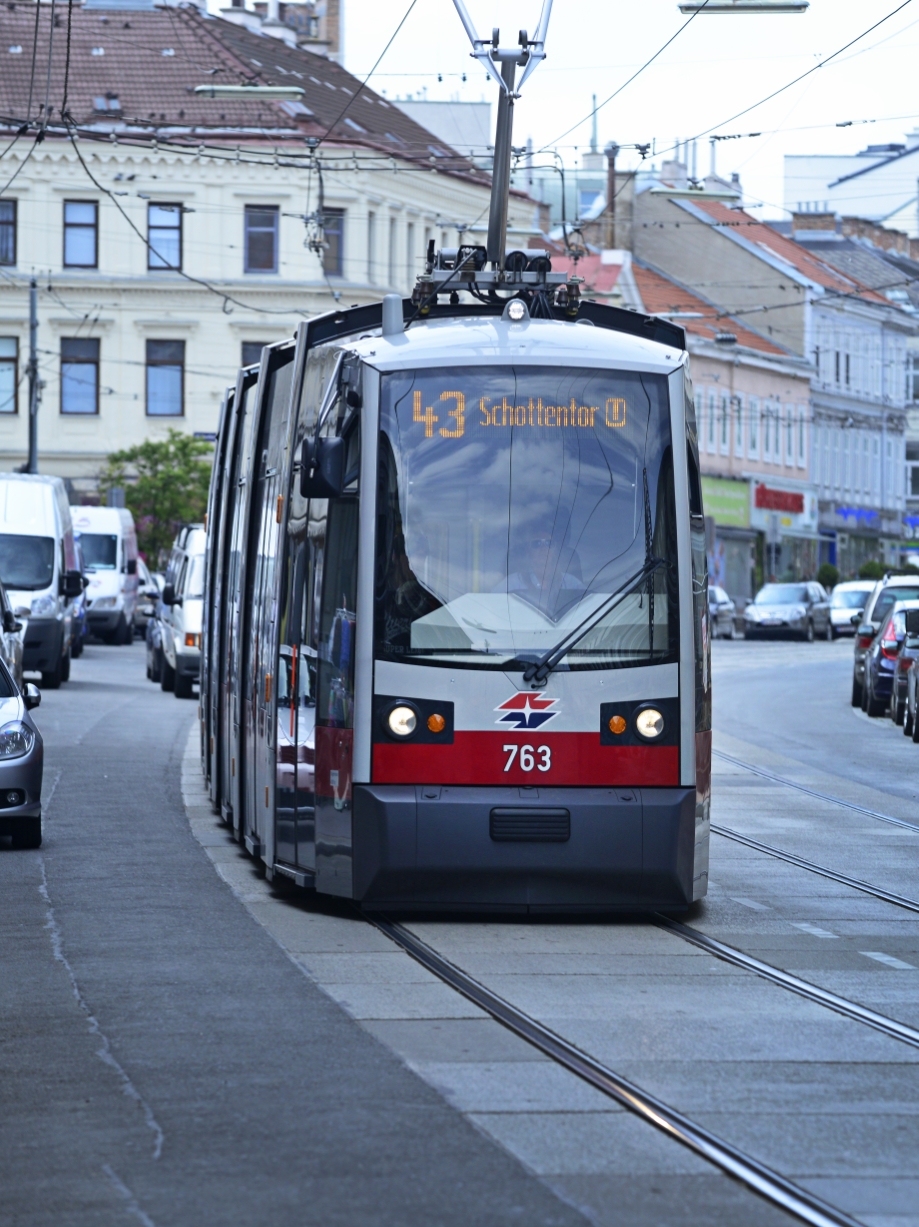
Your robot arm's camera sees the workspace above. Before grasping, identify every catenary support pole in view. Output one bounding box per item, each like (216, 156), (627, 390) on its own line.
(27, 277), (38, 474)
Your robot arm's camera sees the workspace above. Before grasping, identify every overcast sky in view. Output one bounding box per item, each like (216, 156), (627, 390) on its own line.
(334, 0), (919, 217)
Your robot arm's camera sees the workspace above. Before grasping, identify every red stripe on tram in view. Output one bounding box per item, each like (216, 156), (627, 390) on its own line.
(372, 733), (679, 787)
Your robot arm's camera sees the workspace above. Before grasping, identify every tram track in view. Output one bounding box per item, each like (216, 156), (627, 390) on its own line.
(375, 917), (863, 1227)
(712, 749), (919, 834)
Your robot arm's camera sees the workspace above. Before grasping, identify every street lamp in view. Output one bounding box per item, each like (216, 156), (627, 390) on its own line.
(679, 2), (808, 11)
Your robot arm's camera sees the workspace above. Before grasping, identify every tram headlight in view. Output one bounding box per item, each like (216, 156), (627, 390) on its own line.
(634, 707), (665, 740)
(386, 704), (418, 739)
(506, 299), (528, 323)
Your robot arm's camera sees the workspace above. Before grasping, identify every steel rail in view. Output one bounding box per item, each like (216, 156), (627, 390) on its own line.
(712, 823), (919, 915)
(373, 916), (863, 1227)
(712, 749), (919, 834)
(655, 917), (919, 1048)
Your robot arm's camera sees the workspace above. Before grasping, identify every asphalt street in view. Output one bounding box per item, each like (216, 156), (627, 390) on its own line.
(3, 634), (919, 1227)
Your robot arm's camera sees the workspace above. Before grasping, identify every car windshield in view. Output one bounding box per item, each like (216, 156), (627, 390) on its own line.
(831, 587), (872, 609)
(79, 532), (118, 570)
(375, 365), (677, 671)
(754, 584), (807, 605)
(872, 586), (919, 626)
(184, 555), (205, 599)
(0, 533), (55, 591)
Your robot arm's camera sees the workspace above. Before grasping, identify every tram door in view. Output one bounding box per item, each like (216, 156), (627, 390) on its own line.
(204, 385), (234, 803)
(223, 369), (261, 833)
(239, 343), (294, 851)
(246, 346), (295, 862)
(275, 343), (355, 882)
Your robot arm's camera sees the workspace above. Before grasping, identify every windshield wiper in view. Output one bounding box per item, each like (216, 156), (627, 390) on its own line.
(519, 557), (666, 687)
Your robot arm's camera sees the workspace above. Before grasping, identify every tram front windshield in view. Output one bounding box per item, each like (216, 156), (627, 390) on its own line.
(376, 365), (677, 672)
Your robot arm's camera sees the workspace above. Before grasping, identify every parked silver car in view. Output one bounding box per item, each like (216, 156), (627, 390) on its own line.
(708, 585), (738, 639)
(0, 656), (42, 849)
(0, 575), (24, 688)
(828, 580), (875, 639)
(744, 582), (832, 641)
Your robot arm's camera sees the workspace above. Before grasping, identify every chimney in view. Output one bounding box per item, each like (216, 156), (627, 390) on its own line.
(791, 211), (837, 235)
(841, 215), (910, 254)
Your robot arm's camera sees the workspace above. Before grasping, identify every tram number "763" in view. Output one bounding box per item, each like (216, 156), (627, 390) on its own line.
(503, 744), (551, 773)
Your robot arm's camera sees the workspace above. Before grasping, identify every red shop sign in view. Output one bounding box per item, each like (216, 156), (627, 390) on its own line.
(754, 484), (804, 514)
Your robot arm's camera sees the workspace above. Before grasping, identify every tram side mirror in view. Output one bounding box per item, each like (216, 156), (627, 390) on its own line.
(126, 559), (137, 576)
(162, 583), (176, 606)
(2, 609), (15, 633)
(300, 437), (344, 500)
(906, 610), (919, 635)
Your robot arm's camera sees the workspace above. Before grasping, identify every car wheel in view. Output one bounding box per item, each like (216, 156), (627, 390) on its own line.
(804, 621), (815, 643)
(896, 701), (906, 727)
(912, 713), (919, 743)
(727, 619), (739, 640)
(866, 682), (886, 717)
(175, 672), (193, 700)
(71, 634), (83, 659)
(861, 679), (870, 712)
(826, 620), (834, 641)
(11, 819), (42, 849)
(61, 650), (71, 683)
(161, 656), (175, 693)
(41, 650), (65, 690)
(151, 647), (163, 684)
(851, 678), (862, 707)
(904, 710), (913, 736)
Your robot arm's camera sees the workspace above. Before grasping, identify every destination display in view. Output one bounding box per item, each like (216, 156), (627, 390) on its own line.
(412, 389), (628, 438)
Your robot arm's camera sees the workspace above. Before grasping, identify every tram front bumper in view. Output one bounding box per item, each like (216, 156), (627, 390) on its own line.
(353, 784), (698, 912)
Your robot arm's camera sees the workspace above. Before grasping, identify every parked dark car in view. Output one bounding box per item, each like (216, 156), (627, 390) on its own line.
(145, 613), (163, 683)
(903, 611), (919, 739)
(743, 581), (831, 641)
(891, 605), (919, 726)
(862, 600), (919, 717)
(852, 576), (919, 707)
(69, 536), (88, 660)
(708, 585), (738, 639)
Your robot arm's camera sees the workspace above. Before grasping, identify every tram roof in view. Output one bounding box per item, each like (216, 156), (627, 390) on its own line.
(302, 302), (686, 377)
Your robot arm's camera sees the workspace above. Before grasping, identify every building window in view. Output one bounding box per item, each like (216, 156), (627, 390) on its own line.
(388, 217), (397, 287)
(367, 211), (376, 283)
(0, 200), (16, 266)
(63, 201), (98, 268)
(845, 353), (851, 388)
(773, 404), (782, 463)
(60, 338), (99, 415)
(748, 397), (759, 457)
(785, 404), (794, 465)
(244, 205), (279, 273)
(798, 408), (806, 468)
(406, 220), (415, 288)
(707, 389), (716, 453)
(322, 208), (344, 277)
(834, 351), (840, 385)
(0, 338), (17, 413)
(720, 394), (729, 454)
(146, 340), (184, 417)
(241, 341), (263, 368)
(148, 203), (182, 270)
(763, 401), (771, 459)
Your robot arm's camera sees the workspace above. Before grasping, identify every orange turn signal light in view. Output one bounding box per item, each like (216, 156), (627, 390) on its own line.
(608, 715), (627, 735)
(427, 713), (446, 733)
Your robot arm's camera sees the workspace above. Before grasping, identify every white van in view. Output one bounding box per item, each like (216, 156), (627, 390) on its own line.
(0, 474), (82, 688)
(72, 507), (139, 645)
(161, 525), (205, 699)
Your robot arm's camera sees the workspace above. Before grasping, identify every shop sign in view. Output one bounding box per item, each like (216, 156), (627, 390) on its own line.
(701, 476), (749, 528)
(750, 482), (818, 534)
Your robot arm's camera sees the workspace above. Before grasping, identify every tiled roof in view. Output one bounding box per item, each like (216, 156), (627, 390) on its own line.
(689, 199), (890, 305)
(0, 4), (486, 179)
(554, 255), (623, 295)
(631, 261), (788, 356)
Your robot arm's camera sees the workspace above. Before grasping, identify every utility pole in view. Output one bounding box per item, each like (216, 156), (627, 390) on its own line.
(26, 277), (38, 474)
(604, 142), (619, 250)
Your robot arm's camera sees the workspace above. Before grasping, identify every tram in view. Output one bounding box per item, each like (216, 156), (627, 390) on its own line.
(199, 4), (711, 913)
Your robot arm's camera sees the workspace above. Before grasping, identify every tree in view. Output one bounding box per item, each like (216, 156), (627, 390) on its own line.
(98, 429), (213, 568)
(817, 562), (839, 590)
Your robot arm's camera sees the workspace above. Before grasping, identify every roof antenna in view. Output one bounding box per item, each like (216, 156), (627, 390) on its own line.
(452, 0), (552, 271)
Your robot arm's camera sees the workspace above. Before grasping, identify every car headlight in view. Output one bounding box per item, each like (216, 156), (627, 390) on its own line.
(635, 707), (665, 740)
(790, 606), (806, 620)
(0, 721), (35, 759)
(92, 596), (118, 610)
(745, 608), (760, 621)
(30, 594), (55, 616)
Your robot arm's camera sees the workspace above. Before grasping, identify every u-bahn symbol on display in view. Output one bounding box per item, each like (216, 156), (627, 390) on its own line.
(495, 692), (559, 730)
